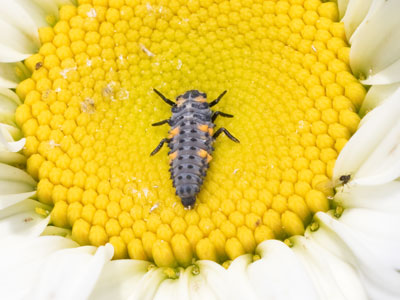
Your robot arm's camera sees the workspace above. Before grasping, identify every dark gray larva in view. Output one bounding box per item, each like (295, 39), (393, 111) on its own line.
(151, 89), (239, 208)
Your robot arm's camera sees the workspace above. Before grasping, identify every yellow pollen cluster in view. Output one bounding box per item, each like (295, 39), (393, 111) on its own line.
(16, 0), (365, 267)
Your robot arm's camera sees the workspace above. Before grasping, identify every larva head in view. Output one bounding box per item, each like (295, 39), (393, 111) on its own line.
(176, 183), (200, 208)
(176, 90), (207, 106)
(181, 196), (196, 208)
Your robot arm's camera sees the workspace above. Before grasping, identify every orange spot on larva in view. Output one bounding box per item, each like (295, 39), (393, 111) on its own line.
(176, 97), (186, 106)
(197, 149), (208, 158)
(168, 127), (179, 138)
(169, 151), (178, 163)
(198, 124), (208, 132)
(195, 96), (207, 102)
(169, 151), (178, 160)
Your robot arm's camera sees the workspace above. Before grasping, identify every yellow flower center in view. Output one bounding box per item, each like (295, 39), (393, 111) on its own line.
(15, 0), (365, 267)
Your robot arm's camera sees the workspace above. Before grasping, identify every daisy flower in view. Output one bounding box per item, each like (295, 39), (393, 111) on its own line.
(0, 0), (399, 299)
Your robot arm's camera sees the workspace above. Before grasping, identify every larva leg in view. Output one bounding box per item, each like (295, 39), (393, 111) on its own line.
(209, 90), (227, 107)
(211, 111), (233, 122)
(150, 138), (170, 156)
(213, 128), (239, 143)
(153, 89), (175, 106)
(152, 119), (170, 126)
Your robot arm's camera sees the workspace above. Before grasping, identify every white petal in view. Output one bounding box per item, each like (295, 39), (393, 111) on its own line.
(337, 0), (350, 19)
(0, 62), (22, 88)
(33, 244), (114, 300)
(247, 240), (318, 300)
(0, 88), (21, 105)
(333, 87), (400, 182)
(0, 19), (38, 63)
(0, 191), (36, 209)
(153, 266), (220, 300)
(0, 152), (26, 164)
(28, 0), (59, 22)
(41, 225), (71, 238)
(2, 0), (48, 29)
(335, 181), (400, 212)
(0, 46), (33, 65)
(152, 279), (180, 300)
(89, 260), (151, 300)
(341, 0), (373, 40)
(0, 162), (36, 186)
(32, 0), (58, 17)
(0, 0), (75, 35)
(338, 208), (400, 268)
(127, 267), (166, 300)
(0, 177), (35, 193)
(352, 118), (400, 185)
(227, 254), (258, 300)
(185, 265), (218, 300)
(29, 0), (77, 20)
(196, 260), (238, 300)
(314, 212), (400, 300)
(0, 123), (23, 140)
(0, 235), (78, 269)
(0, 236), (78, 299)
(153, 269), (189, 300)
(0, 137), (25, 152)
(0, 0), (41, 47)
(361, 59), (400, 85)
(292, 235), (367, 300)
(0, 124), (26, 164)
(350, 0), (400, 85)
(0, 126), (25, 152)
(0, 199), (50, 242)
(359, 83), (400, 117)
(0, 96), (17, 124)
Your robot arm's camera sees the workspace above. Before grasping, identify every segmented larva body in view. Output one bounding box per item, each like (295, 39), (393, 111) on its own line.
(168, 90), (214, 207)
(151, 89), (239, 208)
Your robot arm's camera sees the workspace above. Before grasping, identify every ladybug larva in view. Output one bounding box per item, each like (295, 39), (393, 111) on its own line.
(151, 89), (239, 208)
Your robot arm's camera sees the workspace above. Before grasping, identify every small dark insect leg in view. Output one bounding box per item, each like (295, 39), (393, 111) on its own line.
(153, 89), (175, 106)
(150, 138), (170, 156)
(212, 111), (233, 122)
(152, 119), (170, 126)
(213, 128), (239, 143)
(209, 90), (227, 107)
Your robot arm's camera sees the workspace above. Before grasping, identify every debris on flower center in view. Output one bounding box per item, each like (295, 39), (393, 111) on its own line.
(15, 0), (365, 267)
